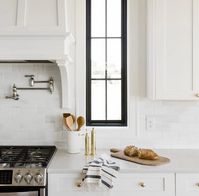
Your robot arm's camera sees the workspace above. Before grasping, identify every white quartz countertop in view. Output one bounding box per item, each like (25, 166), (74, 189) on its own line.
(48, 149), (199, 174)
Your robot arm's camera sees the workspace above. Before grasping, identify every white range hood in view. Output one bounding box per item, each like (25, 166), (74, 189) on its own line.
(0, 0), (74, 109)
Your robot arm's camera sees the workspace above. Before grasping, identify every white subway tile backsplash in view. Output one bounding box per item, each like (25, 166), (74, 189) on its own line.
(0, 63), (66, 146)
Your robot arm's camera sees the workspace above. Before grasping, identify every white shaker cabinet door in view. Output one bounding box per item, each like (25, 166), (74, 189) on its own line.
(48, 173), (111, 196)
(48, 173), (175, 196)
(176, 173), (199, 196)
(147, 0), (199, 100)
(112, 173), (175, 196)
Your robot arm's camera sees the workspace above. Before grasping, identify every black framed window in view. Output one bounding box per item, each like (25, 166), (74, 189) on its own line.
(86, 0), (127, 126)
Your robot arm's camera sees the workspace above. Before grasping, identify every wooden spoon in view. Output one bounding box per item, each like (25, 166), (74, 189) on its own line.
(76, 116), (85, 131)
(66, 116), (74, 131)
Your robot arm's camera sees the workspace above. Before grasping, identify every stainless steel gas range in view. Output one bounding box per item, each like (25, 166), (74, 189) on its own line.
(0, 146), (56, 196)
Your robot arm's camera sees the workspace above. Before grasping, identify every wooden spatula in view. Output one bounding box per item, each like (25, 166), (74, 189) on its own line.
(66, 116), (74, 131)
(63, 113), (76, 130)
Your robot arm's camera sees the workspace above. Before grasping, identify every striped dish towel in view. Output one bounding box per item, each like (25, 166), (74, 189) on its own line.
(80, 154), (120, 190)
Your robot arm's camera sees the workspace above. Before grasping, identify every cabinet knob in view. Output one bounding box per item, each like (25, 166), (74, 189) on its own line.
(195, 93), (199, 97)
(76, 182), (82, 187)
(138, 182), (146, 188)
(195, 183), (199, 187)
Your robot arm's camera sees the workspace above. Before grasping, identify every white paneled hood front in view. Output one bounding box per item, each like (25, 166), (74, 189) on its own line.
(0, 0), (74, 108)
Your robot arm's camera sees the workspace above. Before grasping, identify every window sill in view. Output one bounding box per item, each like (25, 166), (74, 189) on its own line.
(86, 121), (127, 127)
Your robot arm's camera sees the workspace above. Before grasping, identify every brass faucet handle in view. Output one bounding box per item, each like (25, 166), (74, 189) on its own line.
(195, 93), (199, 97)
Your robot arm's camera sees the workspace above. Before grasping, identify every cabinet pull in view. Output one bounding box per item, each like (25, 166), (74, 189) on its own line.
(138, 182), (146, 188)
(195, 93), (199, 97)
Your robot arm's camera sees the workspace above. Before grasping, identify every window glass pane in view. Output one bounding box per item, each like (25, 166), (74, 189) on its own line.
(107, 39), (121, 78)
(91, 39), (106, 78)
(91, 80), (106, 120)
(107, 80), (121, 120)
(107, 0), (121, 37)
(91, 0), (105, 37)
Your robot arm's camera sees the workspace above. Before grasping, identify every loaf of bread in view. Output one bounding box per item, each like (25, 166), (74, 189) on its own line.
(124, 145), (139, 157)
(138, 149), (159, 160)
(124, 145), (159, 160)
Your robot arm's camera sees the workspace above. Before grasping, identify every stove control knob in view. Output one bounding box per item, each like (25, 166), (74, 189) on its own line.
(34, 173), (43, 184)
(24, 173), (33, 184)
(14, 172), (23, 184)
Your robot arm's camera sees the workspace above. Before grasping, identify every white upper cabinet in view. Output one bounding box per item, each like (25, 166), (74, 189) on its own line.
(147, 0), (199, 100)
(0, 0), (67, 35)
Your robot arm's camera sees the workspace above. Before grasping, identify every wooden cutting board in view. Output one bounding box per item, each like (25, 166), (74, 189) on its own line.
(110, 149), (170, 166)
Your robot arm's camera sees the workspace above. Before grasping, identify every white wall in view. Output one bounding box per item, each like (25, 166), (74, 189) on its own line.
(1, 0), (199, 149)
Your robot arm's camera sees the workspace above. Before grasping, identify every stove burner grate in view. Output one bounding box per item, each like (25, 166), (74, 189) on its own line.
(0, 146), (56, 168)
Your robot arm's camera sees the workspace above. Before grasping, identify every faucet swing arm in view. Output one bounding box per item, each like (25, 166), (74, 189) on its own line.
(5, 80), (54, 100)
(25, 75), (54, 87)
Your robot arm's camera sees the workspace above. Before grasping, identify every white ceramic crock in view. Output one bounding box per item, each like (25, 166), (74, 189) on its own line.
(66, 131), (83, 153)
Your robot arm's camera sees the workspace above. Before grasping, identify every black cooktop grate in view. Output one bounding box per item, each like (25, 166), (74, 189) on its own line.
(0, 146), (56, 168)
